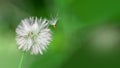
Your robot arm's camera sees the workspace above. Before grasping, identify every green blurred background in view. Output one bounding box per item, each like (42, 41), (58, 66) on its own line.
(0, 0), (120, 68)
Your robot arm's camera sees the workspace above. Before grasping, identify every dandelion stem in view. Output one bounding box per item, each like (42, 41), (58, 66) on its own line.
(18, 52), (24, 68)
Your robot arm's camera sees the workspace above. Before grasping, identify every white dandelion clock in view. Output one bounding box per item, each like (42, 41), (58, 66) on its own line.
(16, 17), (52, 55)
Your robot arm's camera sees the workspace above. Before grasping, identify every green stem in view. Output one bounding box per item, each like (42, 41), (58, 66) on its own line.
(18, 53), (24, 68)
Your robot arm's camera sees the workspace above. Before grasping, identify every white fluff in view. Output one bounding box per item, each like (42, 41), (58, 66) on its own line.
(49, 16), (58, 27)
(16, 17), (52, 55)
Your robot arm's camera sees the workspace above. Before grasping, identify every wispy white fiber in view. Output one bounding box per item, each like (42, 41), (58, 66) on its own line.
(16, 17), (52, 55)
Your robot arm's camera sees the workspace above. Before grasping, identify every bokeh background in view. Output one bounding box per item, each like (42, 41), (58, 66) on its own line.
(0, 0), (120, 68)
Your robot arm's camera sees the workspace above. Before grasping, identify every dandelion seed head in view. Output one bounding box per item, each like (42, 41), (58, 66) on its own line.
(16, 17), (52, 55)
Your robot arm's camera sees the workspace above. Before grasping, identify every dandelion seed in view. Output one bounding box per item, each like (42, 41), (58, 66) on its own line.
(49, 14), (58, 28)
(16, 17), (52, 55)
